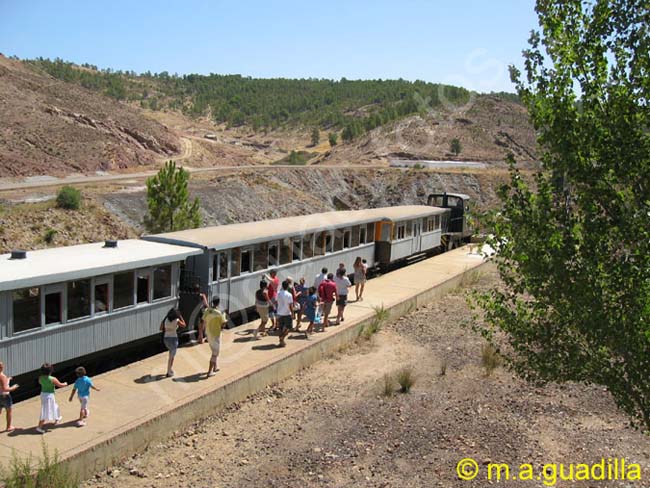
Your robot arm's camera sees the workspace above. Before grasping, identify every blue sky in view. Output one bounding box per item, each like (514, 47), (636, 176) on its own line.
(0, 0), (538, 92)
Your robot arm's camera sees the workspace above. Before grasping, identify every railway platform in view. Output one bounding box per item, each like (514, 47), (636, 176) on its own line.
(0, 246), (487, 479)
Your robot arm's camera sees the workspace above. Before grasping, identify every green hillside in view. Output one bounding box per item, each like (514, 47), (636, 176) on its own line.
(28, 58), (473, 139)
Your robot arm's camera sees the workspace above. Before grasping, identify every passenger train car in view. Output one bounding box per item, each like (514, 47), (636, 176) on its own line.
(0, 240), (200, 383)
(0, 202), (469, 387)
(144, 205), (447, 316)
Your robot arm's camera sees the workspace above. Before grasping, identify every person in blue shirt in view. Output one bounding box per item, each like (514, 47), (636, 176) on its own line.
(68, 366), (100, 427)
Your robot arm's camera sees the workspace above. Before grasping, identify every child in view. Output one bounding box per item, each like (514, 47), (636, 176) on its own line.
(0, 362), (18, 432)
(68, 366), (100, 427)
(36, 363), (67, 434)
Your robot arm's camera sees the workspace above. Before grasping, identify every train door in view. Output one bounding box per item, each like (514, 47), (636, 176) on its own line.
(412, 219), (422, 254)
(212, 250), (230, 311)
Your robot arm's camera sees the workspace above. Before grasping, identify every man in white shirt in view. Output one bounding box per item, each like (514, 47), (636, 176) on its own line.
(313, 267), (328, 290)
(276, 280), (294, 347)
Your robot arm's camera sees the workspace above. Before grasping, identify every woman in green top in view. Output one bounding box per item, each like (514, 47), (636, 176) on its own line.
(36, 363), (67, 434)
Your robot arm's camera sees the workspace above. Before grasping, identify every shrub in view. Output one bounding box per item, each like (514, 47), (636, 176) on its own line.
(450, 138), (462, 156)
(396, 366), (416, 393)
(43, 228), (57, 244)
(481, 344), (503, 376)
(55, 186), (81, 210)
(328, 132), (338, 147)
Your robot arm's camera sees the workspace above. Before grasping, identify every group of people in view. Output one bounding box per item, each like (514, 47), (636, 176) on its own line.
(253, 256), (369, 347)
(0, 257), (369, 434)
(0, 361), (99, 434)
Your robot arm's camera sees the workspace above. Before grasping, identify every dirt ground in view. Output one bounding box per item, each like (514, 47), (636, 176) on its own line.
(84, 267), (649, 488)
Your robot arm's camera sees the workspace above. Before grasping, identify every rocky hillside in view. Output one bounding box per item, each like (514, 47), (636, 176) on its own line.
(0, 55), (181, 177)
(102, 167), (507, 233)
(315, 95), (537, 166)
(0, 197), (137, 253)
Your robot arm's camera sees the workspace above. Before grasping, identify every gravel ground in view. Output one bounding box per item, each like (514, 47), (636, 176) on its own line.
(85, 267), (649, 487)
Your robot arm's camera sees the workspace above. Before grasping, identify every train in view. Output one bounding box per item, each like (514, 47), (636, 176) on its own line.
(0, 193), (470, 394)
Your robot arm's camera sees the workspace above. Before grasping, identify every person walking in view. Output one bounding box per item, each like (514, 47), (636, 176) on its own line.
(294, 277), (308, 330)
(353, 256), (367, 301)
(276, 280), (294, 347)
(194, 284), (209, 344)
(334, 268), (352, 325)
(313, 267), (328, 289)
(304, 286), (319, 336)
(265, 269), (280, 331)
(160, 308), (186, 377)
(0, 362), (18, 432)
(36, 363), (67, 434)
(318, 273), (338, 327)
(68, 366), (100, 427)
(202, 298), (227, 377)
(254, 280), (271, 339)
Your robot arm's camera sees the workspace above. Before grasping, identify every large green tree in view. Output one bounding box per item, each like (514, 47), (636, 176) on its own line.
(144, 160), (201, 233)
(477, 0), (650, 430)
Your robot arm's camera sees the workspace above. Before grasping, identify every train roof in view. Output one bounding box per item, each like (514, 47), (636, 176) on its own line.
(0, 240), (202, 292)
(144, 205), (447, 251)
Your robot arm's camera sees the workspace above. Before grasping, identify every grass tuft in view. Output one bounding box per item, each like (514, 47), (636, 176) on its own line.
(439, 359), (447, 377)
(396, 366), (416, 393)
(381, 373), (394, 397)
(373, 304), (389, 323)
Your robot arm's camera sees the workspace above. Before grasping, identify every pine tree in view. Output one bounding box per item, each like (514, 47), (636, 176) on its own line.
(144, 160), (201, 233)
(328, 132), (338, 147)
(310, 128), (320, 146)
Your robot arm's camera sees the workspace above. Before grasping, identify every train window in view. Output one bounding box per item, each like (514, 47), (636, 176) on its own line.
(314, 233), (325, 256)
(212, 254), (219, 282)
(12, 287), (41, 333)
(292, 238), (302, 261)
(406, 221), (413, 237)
(302, 234), (314, 259)
(268, 243), (279, 267)
(435, 215), (440, 229)
(366, 223), (375, 242)
(359, 226), (367, 244)
(241, 250), (252, 274)
(280, 238), (292, 265)
(153, 265), (172, 299)
(380, 222), (391, 241)
(68, 279), (91, 320)
(334, 229), (344, 252)
(253, 242), (268, 272)
(343, 229), (351, 249)
(45, 290), (63, 325)
(431, 195), (444, 206)
(94, 282), (110, 314)
(325, 232), (333, 253)
(397, 225), (406, 240)
(114, 271), (135, 309)
(231, 249), (241, 277)
(137, 271), (150, 304)
(448, 196), (462, 208)
(351, 226), (360, 247)
(219, 253), (228, 279)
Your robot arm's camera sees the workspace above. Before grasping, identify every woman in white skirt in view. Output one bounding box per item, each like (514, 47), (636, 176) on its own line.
(36, 363), (67, 434)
